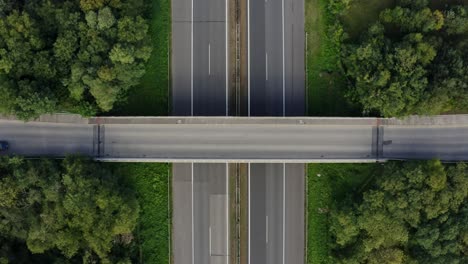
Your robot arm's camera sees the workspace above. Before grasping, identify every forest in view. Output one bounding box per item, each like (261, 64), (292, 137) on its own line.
(0, 156), (140, 263)
(0, 0), (152, 119)
(342, 0), (468, 116)
(330, 160), (468, 263)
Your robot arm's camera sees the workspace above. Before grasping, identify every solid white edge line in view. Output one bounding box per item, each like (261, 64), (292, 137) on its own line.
(266, 215), (269, 243)
(191, 0), (194, 116)
(226, 163), (229, 263)
(282, 0), (285, 116)
(282, 163), (286, 264)
(191, 163), (195, 264)
(208, 43), (211, 75)
(225, 0), (228, 116)
(209, 226), (212, 255)
(247, 0), (251, 116)
(248, 163), (251, 264)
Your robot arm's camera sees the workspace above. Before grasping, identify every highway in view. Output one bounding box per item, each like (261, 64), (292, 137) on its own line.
(248, 0), (305, 116)
(172, 0), (228, 116)
(248, 164), (305, 264)
(248, 0), (305, 261)
(171, 157), (231, 260)
(171, 0), (230, 261)
(173, 164), (229, 264)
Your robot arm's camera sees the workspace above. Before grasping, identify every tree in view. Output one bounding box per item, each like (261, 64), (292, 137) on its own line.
(343, 2), (468, 117)
(330, 160), (468, 263)
(0, 1), (152, 120)
(0, 156), (139, 262)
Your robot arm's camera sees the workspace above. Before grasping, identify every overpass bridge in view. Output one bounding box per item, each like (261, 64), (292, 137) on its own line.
(1, 115), (467, 162)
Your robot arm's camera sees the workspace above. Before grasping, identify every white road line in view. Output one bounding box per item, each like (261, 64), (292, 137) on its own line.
(225, 0), (228, 116)
(247, 0), (251, 116)
(208, 43), (211, 75)
(191, 0), (194, 115)
(226, 163), (229, 264)
(191, 163), (195, 264)
(265, 52), (268, 81)
(282, 164), (286, 264)
(282, 0), (285, 116)
(209, 226), (212, 255)
(248, 163), (251, 264)
(266, 215), (269, 243)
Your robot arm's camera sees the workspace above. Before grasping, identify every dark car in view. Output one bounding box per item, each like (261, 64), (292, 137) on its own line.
(0, 141), (9, 151)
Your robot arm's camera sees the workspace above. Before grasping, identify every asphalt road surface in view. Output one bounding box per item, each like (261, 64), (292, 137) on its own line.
(248, 0), (305, 260)
(249, 164), (305, 264)
(383, 126), (468, 160)
(172, 0), (228, 116)
(101, 123), (374, 160)
(0, 120), (95, 156)
(171, 0), (229, 262)
(173, 164), (229, 264)
(249, 0), (305, 116)
(3, 119), (468, 161)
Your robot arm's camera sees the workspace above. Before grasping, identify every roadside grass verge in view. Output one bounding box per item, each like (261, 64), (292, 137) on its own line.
(307, 163), (381, 263)
(305, 0), (358, 116)
(112, 0), (170, 116)
(109, 163), (171, 264)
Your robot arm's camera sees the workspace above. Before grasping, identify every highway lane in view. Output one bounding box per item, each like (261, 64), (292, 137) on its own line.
(172, 0), (191, 115)
(284, 0), (305, 115)
(249, 0), (281, 116)
(173, 164), (193, 264)
(172, 164), (229, 264)
(284, 164), (305, 264)
(171, 0), (229, 261)
(172, 0), (228, 116)
(248, 164), (305, 264)
(193, 3), (228, 115)
(249, 164), (284, 264)
(193, 164), (229, 264)
(248, 0), (305, 116)
(248, 0), (305, 261)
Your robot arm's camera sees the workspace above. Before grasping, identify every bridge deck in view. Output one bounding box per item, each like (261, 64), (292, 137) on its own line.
(1, 115), (467, 162)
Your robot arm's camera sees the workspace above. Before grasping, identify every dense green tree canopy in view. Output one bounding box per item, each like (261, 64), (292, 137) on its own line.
(330, 160), (468, 263)
(0, 0), (151, 119)
(0, 156), (139, 263)
(343, 1), (468, 117)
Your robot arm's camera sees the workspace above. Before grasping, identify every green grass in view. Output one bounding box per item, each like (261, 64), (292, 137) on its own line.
(110, 163), (171, 264)
(305, 0), (359, 116)
(307, 163), (381, 263)
(112, 0), (171, 116)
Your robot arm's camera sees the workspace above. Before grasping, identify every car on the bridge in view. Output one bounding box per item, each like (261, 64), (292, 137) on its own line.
(0, 141), (9, 151)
